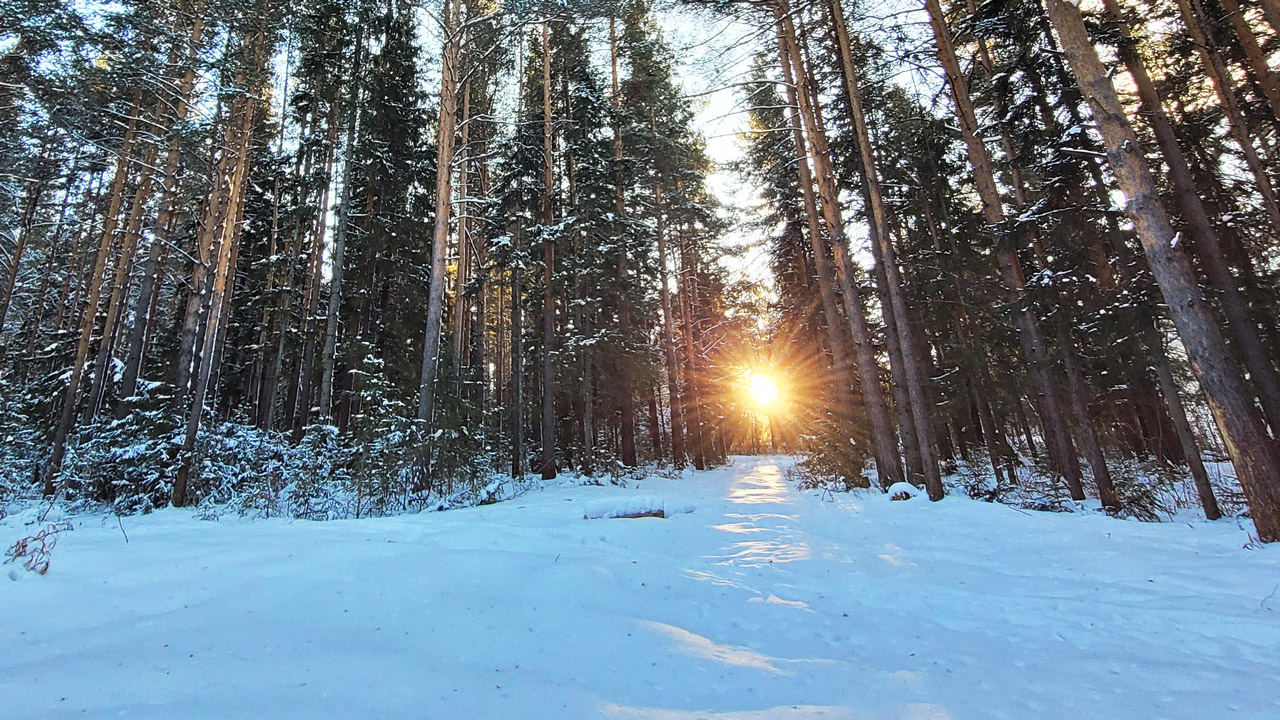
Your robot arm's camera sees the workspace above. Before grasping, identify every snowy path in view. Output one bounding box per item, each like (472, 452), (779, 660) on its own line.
(4, 456), (1279, 719)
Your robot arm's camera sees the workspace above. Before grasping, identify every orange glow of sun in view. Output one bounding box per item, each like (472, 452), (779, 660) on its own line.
(746, 371), (780, 408)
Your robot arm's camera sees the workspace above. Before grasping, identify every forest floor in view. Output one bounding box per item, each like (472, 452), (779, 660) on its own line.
(3, 456), (1279, 719)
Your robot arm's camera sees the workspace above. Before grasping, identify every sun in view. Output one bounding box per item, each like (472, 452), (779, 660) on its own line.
(746, 371), (780, 408)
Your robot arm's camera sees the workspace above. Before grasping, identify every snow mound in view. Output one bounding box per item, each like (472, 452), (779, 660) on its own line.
(583, 496), (694, 519)
(885, 482), (923, 501)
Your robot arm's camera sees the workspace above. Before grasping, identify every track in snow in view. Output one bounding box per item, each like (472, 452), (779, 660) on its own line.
(3, 456), (1278, 719)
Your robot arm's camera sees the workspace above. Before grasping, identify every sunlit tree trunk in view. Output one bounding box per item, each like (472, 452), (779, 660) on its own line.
(655, 182), (687, 468)
(1171, 0), (1280, 232)
(774, 44), (858, 421)
(452, 79), (472, 379)
(1217, 0), (1280, 125)
(678, 225), (707, 471)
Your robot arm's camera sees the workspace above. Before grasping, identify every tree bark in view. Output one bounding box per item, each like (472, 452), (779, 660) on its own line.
(452, 78), (472, 379)
(1146, 326), (1222, 519)
(172, 18), (267, 505)
(417, 0), (463, 423)
(85, 142), (159, 419)
(655, 182), (687, 467)
(119, 4), (208, 403)
(319, 32), (364, 420)
(0, 175), (44, 334)
(774, 44), (859, 421)
(677, 225), (707, 471)
(291, 108), (339, 436)
(1217, 0), (1280, 126)
(539, 21), (557, 481)
(610, 17), (637, 468)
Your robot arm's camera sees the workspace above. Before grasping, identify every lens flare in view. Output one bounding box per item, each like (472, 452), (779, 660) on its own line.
(746, 372), (780, 408)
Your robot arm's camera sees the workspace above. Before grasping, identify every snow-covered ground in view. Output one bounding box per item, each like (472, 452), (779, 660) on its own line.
(4, 456), (1278, 719)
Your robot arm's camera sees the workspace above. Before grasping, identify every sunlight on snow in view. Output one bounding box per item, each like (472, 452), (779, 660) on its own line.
(712, 539), (813, 567)
(681, 568), (763, 596)
(639, 620), (787, 675)
(747, 594), (812, 611)
(711, 521), (771, 534)
(727, 467), (792, 505)
(878, 543), (916, 568)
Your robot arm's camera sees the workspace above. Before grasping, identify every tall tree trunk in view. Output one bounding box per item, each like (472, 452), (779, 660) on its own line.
(0, 175), (44, 334)
(678, 226), (707, 471)
(320, 33), (364, 420)
(610, 17), (637, 467)
(20, 162), (81, 372)
(471, 126), (490, 412)
(1045, 0), (1280, 540)
(868, 234), (923, 486)
(511, 228), (524, 479)
(1217, 0), (1280, 125)
(173, 37), (263, 506)
(85, 142), (159, 419)
(1259, 0), (1280, 33)
(655, 182), (687, 467)
(292, 110), (339, 436)
(175, 100), (236, 413)
(417, 0), (462, 423)
(119, 4), (208, 403)
(774, 44), (858, 421)
(452, 79), (472, 379)
(776, 2), (902, 486)
(827, 0), (942, 498)
(539, 20), (557, 481)
(1146, 326), (1222, 519)
(259, 114), (313, 430)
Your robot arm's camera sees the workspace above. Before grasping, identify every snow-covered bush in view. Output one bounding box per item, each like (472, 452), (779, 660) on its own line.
(60, 409), (176, 514)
